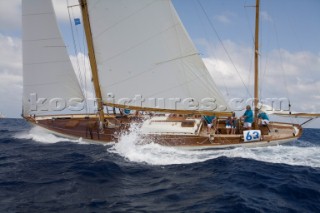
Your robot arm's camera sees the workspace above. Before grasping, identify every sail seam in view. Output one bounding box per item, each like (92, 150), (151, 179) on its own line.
(23, 37), (61, 42)
(99, 23), (181, 64)
(91, 1), (158, 40)
(143, 67), (217, 99)
(103, 52), (198, 89)
(22, 12), (54, 16)
(24, 60), (70, 65)
(155, 53), (199, 65)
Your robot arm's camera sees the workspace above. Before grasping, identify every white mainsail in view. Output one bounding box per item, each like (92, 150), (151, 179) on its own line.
(22, 0), (84, 116)
(86, 0), (230, 113)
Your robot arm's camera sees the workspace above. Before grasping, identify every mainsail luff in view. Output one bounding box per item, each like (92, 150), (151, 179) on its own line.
(86, 0), (231, 114)
(22, 0), (84, 116)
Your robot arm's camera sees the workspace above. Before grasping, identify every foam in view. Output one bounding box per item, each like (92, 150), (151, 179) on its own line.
(109, 125), (320, 168)
(14, 126), (84, 144)
(14, 126), (320, 168)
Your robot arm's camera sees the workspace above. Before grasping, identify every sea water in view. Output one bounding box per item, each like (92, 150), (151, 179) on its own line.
(0, 118), (319, 212)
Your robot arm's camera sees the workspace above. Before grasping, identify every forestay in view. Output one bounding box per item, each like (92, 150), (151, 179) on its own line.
(86, 0), (230, 113)
(22, 0), (84, 116)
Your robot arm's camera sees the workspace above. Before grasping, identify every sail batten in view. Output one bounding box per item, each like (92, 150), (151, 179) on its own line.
(87, 0), (230, 113)
(22, 0), (84, 116)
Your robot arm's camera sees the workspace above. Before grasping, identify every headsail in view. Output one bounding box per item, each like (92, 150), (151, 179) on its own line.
(22, 0), (84, 116)
(86, 0), (230, 114)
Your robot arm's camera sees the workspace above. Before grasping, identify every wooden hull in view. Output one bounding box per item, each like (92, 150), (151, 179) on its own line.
(24, 115), (302, 149)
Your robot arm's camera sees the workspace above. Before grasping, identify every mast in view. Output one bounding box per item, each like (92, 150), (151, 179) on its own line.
(254, 0), (260, 128)
(79, 0), (105, 122)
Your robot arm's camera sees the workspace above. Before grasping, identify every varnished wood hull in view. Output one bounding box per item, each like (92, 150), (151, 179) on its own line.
(24, 115), (302, 149)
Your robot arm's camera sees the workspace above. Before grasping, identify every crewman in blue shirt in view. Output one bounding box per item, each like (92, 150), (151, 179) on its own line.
(203, 115), (216, 134)
(258, 110), (269, 125)
(241, 105), (253, 130)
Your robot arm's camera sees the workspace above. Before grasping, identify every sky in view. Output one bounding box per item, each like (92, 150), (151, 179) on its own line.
(0, 0), (319, 127)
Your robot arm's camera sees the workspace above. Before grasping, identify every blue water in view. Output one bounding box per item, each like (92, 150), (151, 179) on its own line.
(0, 118), (320, 212)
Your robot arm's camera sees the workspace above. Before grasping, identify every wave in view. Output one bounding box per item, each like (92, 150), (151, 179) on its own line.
(13, 126), (85, 144)
(108, 126), (320, 168)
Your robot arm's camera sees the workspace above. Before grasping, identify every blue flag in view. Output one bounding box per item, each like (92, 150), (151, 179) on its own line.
(74, 18), (81, 25)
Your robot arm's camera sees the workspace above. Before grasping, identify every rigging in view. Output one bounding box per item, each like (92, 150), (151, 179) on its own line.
(197, 0), (253, 99)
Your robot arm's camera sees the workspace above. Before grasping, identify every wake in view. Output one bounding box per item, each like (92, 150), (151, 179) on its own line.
(109, 125), (320, 168)
(14, 126), (320, 168)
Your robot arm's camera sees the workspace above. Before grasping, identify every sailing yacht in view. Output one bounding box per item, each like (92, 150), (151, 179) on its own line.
(22, 0), (317, 148)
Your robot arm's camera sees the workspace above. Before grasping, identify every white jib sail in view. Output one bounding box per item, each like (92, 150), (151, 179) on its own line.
(22, 0), (84, 116)
(86, 0), (229, 113)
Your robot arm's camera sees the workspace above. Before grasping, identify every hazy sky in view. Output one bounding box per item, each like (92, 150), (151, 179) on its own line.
(0, 0), (319, 127)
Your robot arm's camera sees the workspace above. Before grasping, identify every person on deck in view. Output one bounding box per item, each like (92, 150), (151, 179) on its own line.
(203, 115), (217, 134)
(258, 110), (269, 126)
(124, 109), (131, 115)
(241, 105), (253, 130)
(231, 112), (237, 134)
(225, 116), (232, 134)
(120, 108), (131, 117)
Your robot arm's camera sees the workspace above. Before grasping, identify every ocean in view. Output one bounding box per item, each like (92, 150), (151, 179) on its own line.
(0, 118), (319, 212)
